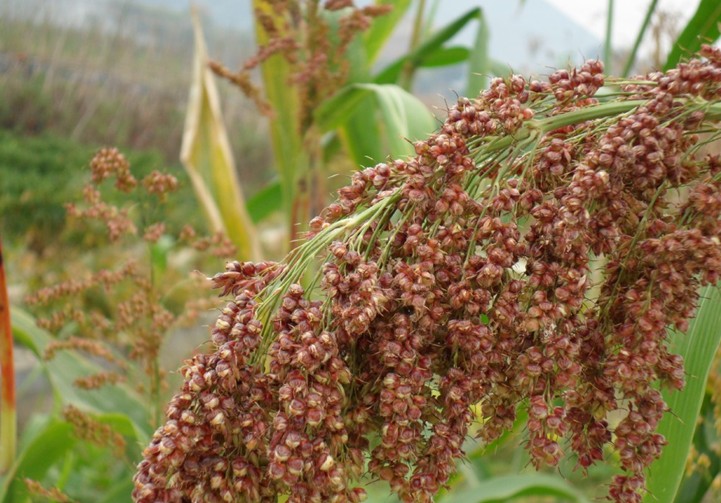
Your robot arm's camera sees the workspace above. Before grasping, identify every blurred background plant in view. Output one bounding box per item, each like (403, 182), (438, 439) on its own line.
(2, 0), (721, 502)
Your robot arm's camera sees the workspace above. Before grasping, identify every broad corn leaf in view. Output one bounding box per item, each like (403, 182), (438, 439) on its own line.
(316, 83), (437, 162)
(181, 12), (260, 261)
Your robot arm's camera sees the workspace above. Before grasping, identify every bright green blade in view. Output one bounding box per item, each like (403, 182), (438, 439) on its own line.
(645, 285), (721, 503)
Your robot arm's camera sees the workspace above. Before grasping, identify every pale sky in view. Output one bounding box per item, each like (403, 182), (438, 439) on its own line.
(546, 0), (699, 56)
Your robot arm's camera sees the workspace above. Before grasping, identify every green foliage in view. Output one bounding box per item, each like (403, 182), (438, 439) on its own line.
(12, 308), (151, 439)
(645, 286), (721, 503)
(247, 180), (283, 224)
(251, 0), (307, 225)
(316, 83), (437, 160)
(7, 254), (209, 500)
(664, 0), (721, 70)
(0, 131), (89, 247)
(439, 473), (592, 503)
(363, 0), (414, 65)
(0, 417), (75, 502)
(373, 7), (485, 85)
(0, 130), (201, 251)
(674, 396), (720, 503)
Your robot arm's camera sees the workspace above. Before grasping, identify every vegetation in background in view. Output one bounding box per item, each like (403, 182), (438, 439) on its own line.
(3, 148), (238, 502)
(179, 13), (261, 262)
(0, 130), (201, 257)
(4, 1), (721, 502)
(209, 0), (492, 250)
(0, 2), (272, 190)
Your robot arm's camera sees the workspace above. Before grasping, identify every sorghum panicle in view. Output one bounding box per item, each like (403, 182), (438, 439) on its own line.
(135, 47), (721, 503)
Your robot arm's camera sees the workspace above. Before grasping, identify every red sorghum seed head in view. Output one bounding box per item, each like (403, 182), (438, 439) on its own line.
(134, 50), (721, 503)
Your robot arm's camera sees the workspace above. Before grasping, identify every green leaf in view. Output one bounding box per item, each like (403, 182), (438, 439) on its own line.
(374, 7), (482, 83)
(316, 83), (437, 160)
(339, 101), (386, 166)
(373, 58), (407, 84)
(410, 7), (481, 65)
(645, 285), (721, 503)
(0, 417), (75, 502)
(664, 0), (721, 70)
(363, 0), (413, 65)
(674, 395), (720, 503)
(12, 308), (152, 442)
(369, 84), (438, 156)
(421, 46), (470, 67)
(150, 235), (173, 277)
(98, 478), (135, 503)
(316, 85), (375, 133)
(466, 9), (490, 96)
(467, 405), (528, 461)
(181, 12), (260, 260)
(438, 473), (592, 503)
(247, 180), (282, 223)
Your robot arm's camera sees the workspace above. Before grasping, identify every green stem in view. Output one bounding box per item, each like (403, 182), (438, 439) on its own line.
(0, 237), (16, 473)
(399, 0), (427, 90)
(604, 0), (615, 72)
(251, 0), (307, 251)
(622, 0), (658, 76)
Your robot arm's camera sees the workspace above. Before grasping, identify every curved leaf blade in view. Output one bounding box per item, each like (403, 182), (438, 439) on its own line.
(12, 308), (151, 441)
(181, 12), (260, 260)
(374, 7), (482, 83)
(363, 0), (413, 65)
(645, 285), (721, 503)
(438, 473), (591, 503)
(664, 0), (721, 70)
(422, 46), (471, 67)
(315, 83), (437, 162)
(0, 418), (75, 502)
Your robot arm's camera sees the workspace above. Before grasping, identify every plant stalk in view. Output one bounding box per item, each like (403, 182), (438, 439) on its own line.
(622, 0), (658, 76)
(604, 0), (615, 72)
(400, 0), (427, 90)
(0, 237), (16, 473)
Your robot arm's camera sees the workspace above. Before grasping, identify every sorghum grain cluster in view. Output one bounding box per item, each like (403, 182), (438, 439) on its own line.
(135, 47), (721, 503)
